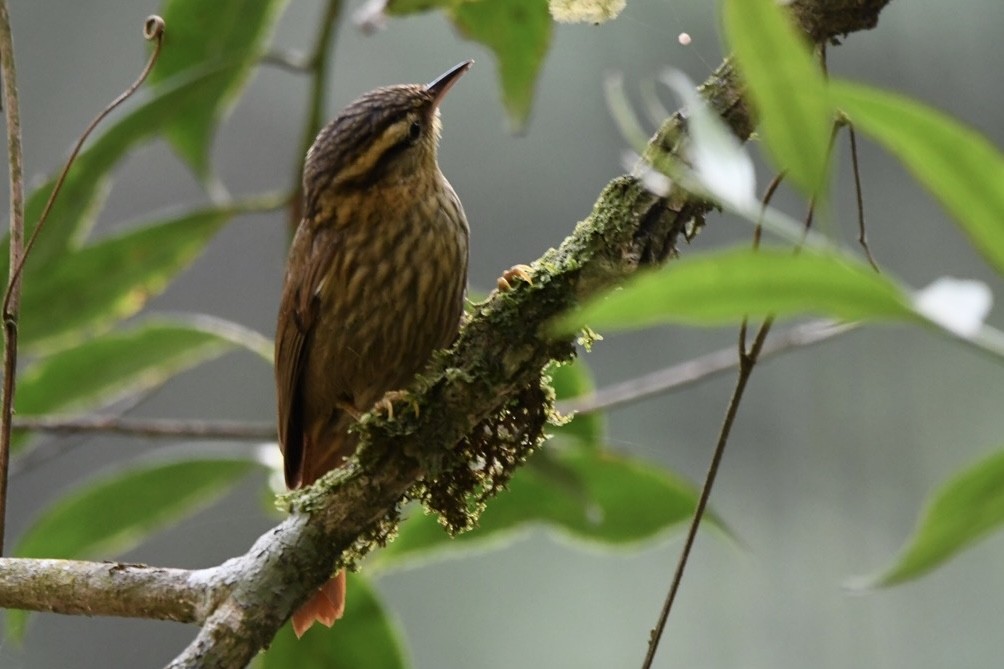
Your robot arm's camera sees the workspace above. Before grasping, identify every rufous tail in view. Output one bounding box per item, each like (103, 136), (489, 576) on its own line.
(291, 570), (347, 638)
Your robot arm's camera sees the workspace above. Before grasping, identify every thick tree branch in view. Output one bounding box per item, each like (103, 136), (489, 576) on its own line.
(0, 558), (214, 622)
(0, 1), (891, 667)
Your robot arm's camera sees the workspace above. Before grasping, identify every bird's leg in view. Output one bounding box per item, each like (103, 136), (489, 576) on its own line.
(334, 398), (365, 421)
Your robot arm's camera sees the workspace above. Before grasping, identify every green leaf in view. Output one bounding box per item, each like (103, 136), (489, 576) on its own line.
(257, 573), (407, 669)
(15, 319), (239, 433)
(831, 79), (1004, 275)
(169, 312), (275, 362)
(555, 246), (915, 334)
(548, 358), (604, 448)
(19, 208), (232, 351)
(373, 450), (709, 570)
(8, 456), (257, 640)
(856, 449), (1004, 588)
(150, 0), (291, 176)
(723, 0), (832, 196)
(386, 0), (552, 128)
(0, 63), (239, 277)
(14, 457), (256, 559)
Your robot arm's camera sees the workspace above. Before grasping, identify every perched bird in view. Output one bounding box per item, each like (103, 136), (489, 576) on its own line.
(275, 61), (472, 637)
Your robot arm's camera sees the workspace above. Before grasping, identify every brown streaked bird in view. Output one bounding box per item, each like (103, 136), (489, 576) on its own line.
(275, 61), (472, 638)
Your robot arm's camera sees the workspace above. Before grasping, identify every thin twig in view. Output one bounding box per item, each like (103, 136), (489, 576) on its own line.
(302, 0), (342, 167)
(260, 48), (311, 72)
(848, 125), (879, 270)
(560, 319), (854, 416)
(640, 155), (808, 664)
(1, 16), (166, 320)
(743, 172), (786, 349)
(0, 0), (24, 555)
(0, 17), (164, 554)
(753, 172), (785, 250)
(641, 320), (773, 669)
(11, 415), (275, 441)
(796, 117), (844, 248)
(287, 0), (343, 235)
(642, 151), (819, 664)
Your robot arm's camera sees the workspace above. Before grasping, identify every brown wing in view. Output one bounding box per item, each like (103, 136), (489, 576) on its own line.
(275, 223), (337, 489)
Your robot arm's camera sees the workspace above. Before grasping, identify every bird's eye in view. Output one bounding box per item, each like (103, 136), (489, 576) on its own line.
(408, 121), (422, 142)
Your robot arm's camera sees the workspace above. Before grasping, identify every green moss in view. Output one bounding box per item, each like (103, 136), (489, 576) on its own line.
(415, 374), (554, 535)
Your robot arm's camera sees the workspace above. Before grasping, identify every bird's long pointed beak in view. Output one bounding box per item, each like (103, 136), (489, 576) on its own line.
(427, 60), (473, 108)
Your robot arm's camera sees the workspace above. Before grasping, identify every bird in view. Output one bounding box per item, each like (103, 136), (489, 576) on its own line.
(275, 61), (472, 638)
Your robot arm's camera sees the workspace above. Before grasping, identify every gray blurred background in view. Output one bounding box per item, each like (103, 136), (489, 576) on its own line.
(2, 0), (1004, 667)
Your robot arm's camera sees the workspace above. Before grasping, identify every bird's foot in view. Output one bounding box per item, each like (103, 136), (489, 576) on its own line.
(374, 390), (419, 420)
(496, 264), (534, 292)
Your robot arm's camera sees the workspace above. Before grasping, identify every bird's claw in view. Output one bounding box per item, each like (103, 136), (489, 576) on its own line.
(497, 264), (534, 292)
(374, 390), (419, 420)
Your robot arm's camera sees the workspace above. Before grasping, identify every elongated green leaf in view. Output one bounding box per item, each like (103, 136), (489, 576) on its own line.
(257, 573), (407, 669)
(0, 64), (238, 277)
(857, 449), (1004, 588)
(8, 457), (257, 639)
(19, 208), (231, 351)
(548, 358), (604, 448)
(556, 247), (915, 334)
(15, 319), (238, 432)
(170, 312), (275, 362)
(14, 457), (256, 559)
(831, 79), (1004, 275)
(373, 450), (708, 570)
(723, 0), (832, 196)
(150, 0), (290, 176)
(386, 0), (551, 128)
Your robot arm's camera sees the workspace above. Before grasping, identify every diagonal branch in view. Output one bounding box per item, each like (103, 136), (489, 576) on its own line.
(0, 1), (892, 667)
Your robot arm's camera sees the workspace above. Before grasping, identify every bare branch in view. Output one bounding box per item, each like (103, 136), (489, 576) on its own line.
(287, 0), (343, 235)
(560, 320), (855, 415)
(0, 0), (25, 555)
(849, 125), (880, 270)
(260, 49), (311, 72)
(0, 558), (214, 623)
(641, 316), (774, 668)
(0, 15), (165, 553)
(12, 415), (276, 441)
(2, 16), (166, 319)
